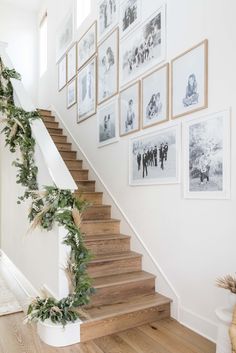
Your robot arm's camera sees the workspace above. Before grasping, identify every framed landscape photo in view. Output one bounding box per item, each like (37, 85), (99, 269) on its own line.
(183, 110), (230, 199)
(56, 11), (74, 62)
(58, 56), (67, 91)
(97, 96), (119, 147)
(97, 28), (119, 105)
(67, 43), (77, 82)
(142, 63), (169, 129)
(129, 122), (181, 185)
(98, 0), (118, 42)
(120, 4), (166, 87)
(171, 40), (208, 119)
(119, 0), (142, 38)
(77, 57), (97, 123)
(78, 22), (97, 70)
(67, 78), (77, 108)
(119, 81), (140, 136)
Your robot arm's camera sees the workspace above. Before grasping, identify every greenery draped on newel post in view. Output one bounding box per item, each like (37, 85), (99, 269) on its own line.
(0, 58), (94, 325)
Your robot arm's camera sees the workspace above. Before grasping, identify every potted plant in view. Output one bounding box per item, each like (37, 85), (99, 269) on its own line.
(216, 274), (236, 309)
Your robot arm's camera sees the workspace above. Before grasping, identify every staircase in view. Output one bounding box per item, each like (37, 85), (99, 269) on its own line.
(39, 109), (172, 342)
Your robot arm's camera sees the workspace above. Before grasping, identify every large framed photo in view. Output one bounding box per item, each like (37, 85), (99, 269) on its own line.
(78, 22), (97, 70)
(67, 78), (77, 109)
(97, 29), (119, 105)
(142, 63), (169, 129)
(98, 0), (118, 42)
(120, 0), (142, 38)
(67, 43), (77, 82)
(77, 57), (97, 123)
(183, 110), (230, 199)
(171, 40), (208, 119)
(129, 122), (181, 185)
(119, 81), (140, 136)
(58, 55), (67, 91)
(120, 4), (166, 87)
(97, 96), (119, 147)
(56, 11), (74, 62)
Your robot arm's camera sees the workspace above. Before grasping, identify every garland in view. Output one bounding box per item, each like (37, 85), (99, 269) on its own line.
(0, 58), (94, 325)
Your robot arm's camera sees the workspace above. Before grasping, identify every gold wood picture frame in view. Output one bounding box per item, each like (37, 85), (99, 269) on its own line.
(77, 21), (97, 70)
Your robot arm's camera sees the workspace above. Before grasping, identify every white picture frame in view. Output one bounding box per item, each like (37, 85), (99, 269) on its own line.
(58, 55), (67, 91)
(67, 43), (77, 82)
(56, 11), (74, 63)
(183, 110), (230, 199)
(78, 21), (97, 70)
(119, 0), (142, 38)
(97, 96), (119, 147)
(67, 78), (77, 109)
(98, 0), (118, 42)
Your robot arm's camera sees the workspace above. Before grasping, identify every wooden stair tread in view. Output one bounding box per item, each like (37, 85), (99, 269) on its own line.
(93, 271), (156, 289)
(82, 218), (120, 225)
(91, 251), (142, 263)
(85, 234), (130, 242)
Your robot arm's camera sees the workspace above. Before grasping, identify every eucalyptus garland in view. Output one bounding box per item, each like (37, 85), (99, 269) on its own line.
(0, 58), (94, 325)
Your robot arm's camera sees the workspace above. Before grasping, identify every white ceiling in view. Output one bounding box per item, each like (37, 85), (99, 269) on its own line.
(3, 0), (41, 11)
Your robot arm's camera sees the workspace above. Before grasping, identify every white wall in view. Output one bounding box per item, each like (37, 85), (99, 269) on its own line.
(37, 0), (236, 342)
(0, 1), (38, 105)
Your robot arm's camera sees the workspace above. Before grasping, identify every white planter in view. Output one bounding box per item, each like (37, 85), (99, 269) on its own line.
(215, 307), (232, 353)
(37, 319), (81, 347)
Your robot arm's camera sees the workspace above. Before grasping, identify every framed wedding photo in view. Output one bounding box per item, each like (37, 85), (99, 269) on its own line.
(67, 43), (77, 82)
(58, 55), (67, 91)
(183, 110), (230, 199)
(98, 0), (118, 42)
(119, 81), (140, 137)
(78, 22), (97, 70)
(77, 57), (97, 123)
(56, 11), (74, 62)
(97, 28), (119, 105)
(142, 63), (169, 129)
(119, 0), (142, 38)
(97, 96), (119, 147)
(171, 40), (208, 119)
(67, 78), (77, 108)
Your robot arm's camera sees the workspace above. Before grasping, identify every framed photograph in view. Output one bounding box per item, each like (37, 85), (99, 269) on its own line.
(98, 0), (118, 42)
(78, 21), (97, 70)
(67, 78), (77, 108)
(56, 11), (74, 62)
(119, 81), (140, 136)
(142, 63), (169, 129)
(120, 0), (142, 38)
(67, 43), (77, 82)
(77, 57), (97, 123)
(58, 56), (67, 91)
(129, 122), (181, 185)
(97, 96), (119, 147)
(120, 4), (166, 87)
(171, 40), (208, 119)
(183, 110), (230, 199)
(97, 28), (119, 105)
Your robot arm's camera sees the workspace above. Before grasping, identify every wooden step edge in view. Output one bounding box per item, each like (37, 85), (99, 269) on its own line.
(90, 251), (142, 264)
(69, 168), (89, 172)
(55, 142), (72, 146)
(84, 234), (131, 242)
(93, 271), (156, 289)
(82, 218), (120, 225)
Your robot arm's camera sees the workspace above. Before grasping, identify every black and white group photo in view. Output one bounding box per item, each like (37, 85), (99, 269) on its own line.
(98, 0), (118, 39)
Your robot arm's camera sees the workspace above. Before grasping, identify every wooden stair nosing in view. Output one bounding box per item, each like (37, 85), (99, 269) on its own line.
(90, 251), (142, 264)
(84, 234), (130, 242)
(47, 127), (63, 135)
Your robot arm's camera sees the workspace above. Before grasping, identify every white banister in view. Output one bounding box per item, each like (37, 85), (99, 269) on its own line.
(0, 41), (77, 190)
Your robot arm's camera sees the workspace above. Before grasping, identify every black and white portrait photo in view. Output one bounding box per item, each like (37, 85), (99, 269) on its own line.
(67, 78), (77, 108)
(77, 57), (96, 122)
(120, 0), (141, 38)
(183, 110), (230, 199)
(171, 40), (208, 119)
(129, 123), (180, 185)
(119, 81), (140, 136)
(120, 5), (166, 87)
(142, 64), (169, 129)
(98, 0), (118, 41)
(78, 22), (97, 70)
(98, 97), (119, 147)
(67, 43), (77, 82)
(98, 29), (118, 105)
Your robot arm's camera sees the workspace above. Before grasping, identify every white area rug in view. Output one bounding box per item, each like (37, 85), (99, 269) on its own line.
(0, 276), (22, 316)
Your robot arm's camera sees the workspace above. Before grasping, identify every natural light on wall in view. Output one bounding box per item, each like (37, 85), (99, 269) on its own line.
(39, 12), (47, 77)
(77, 0), (91, 28)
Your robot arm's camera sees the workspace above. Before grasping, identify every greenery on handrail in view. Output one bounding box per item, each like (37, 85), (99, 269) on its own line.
(0, 58), (94, 325)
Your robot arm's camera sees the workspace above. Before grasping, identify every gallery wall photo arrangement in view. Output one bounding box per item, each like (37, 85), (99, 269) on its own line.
(129, 122), (181, 185)
(56, 10), (74, 63)
(97, 28), (119, 105)
(67, 77), (77, 109)
(78, 21), (97, 70)
(97, 96), (119, 147)
(142, 63), (169, 129)
(119, 0), (142, 38)
(183, 110), (230, 199)
(171, 39), (208, 119)
(58, 55), (67, 91)
(120, 4), (166, 87)
(77, 56), (97, 123)
(119, 81), (140, 136)
(67, 43), (77, 82)
(98, 0), (118, 42)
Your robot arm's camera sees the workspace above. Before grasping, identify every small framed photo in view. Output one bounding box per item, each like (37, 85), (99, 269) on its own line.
(67, 78), (77, 108)
(77, 57), (97, 123)
(98, 0), (118, 42)
(171, 40), (208, 119)
(119, 0), (142, 38)
(183, 110), (230, 199)
(67, 43), (77, 82)
(98, 28), (119, 105)
(119, 81), (140, 136)
(78, 22), (97, 70)
(97, 96), (119, 147)
(58, 55), (67, 91)
(142, 63), (169, 129)
(129, 122), (181, 185)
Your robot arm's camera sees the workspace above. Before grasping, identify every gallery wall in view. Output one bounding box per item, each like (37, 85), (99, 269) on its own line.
(37, 0), (236, 341)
